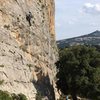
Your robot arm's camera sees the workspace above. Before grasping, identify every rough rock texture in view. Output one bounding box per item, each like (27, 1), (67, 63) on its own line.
(0, 0), (58, 100)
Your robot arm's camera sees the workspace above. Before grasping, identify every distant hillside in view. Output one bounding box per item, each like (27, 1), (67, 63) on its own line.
(57, 30), (100, 48)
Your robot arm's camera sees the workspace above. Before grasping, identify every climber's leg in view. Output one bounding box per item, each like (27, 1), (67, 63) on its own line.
(29, 20), (31, 26)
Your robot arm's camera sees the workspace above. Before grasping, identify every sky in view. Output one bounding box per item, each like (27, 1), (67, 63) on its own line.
(55, 0), (100, 40)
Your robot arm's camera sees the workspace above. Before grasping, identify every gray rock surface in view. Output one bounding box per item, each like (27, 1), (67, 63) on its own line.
(0, 0), (59, 99)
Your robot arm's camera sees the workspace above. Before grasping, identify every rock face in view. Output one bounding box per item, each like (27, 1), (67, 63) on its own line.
(0, 0), (58, 100)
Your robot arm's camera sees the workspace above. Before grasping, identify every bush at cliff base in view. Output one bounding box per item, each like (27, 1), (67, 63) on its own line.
(0, 90), (27, 100)
(0, 90), (12, 100)
(12, 93), (27, 100)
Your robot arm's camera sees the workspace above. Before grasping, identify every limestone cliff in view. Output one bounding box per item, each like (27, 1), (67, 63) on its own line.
(0, 0), (58, 100)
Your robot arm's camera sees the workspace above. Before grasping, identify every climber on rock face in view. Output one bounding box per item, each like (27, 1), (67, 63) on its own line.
(26, 12), (33, 26)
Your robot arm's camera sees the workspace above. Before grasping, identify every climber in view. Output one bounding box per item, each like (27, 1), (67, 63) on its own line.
(26, 12), (33, 26)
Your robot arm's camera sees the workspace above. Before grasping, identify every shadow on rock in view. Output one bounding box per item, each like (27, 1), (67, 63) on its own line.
(32, 73), (55, 100)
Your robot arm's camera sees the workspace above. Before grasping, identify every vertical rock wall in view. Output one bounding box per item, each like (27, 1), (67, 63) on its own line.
(0, 0), (58, 100)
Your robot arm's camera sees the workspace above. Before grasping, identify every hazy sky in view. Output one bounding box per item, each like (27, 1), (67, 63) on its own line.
(55, 0), (100, 40)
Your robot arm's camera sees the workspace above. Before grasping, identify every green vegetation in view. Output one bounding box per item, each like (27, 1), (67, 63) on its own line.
(12, 93), (27, 100)
(36, 91), (43, 100)
(0, 90), (27, 100)
(26, 64), (33, 68)
(56, 45), (100, 100)
(41, 5), (45, 9)
(4, 24), (10, 30)
(0, 65), (4, 67)
(0, 80), (4, 85)
(18, 93), (27, 100)
(0, 90), (12, 100)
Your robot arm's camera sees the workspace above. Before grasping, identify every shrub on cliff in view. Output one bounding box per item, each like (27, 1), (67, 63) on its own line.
(56, 45), (100, 100)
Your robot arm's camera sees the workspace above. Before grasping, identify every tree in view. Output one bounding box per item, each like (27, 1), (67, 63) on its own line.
(56, 45), (100, 100)
(0, 90), (27, 100)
